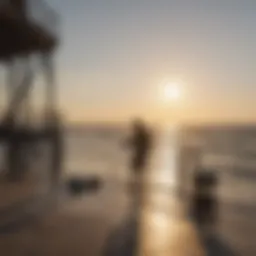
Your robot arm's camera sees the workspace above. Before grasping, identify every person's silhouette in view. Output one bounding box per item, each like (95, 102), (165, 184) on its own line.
(127, 119), (152, 176)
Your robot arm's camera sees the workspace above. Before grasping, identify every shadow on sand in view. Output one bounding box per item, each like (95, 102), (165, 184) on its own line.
(103, 215), (138, 256)
(103, 212), (238, 256)
(199, 233), (237, 256)
(104, 180), (238, 256)
(102, 181), (141, 256)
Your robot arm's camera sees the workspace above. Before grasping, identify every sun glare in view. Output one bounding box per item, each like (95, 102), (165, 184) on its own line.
(162, 82), (181, 102)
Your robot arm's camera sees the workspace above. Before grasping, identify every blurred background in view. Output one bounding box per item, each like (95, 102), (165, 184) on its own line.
(0, 1), (255, 255)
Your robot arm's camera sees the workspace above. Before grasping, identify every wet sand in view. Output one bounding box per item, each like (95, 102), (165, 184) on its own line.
(0, 176), (205, 256)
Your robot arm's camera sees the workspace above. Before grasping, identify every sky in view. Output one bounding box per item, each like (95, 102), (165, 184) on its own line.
(49, 0), (256, 124)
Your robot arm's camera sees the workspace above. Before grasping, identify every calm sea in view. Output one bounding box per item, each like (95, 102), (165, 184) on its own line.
(0, 125), (255, 204)
(64, 125), (256, 203)
(64, 126), (130, 180)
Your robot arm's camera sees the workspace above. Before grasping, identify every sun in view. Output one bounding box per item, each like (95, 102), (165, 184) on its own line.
(162, 82), (181, 102)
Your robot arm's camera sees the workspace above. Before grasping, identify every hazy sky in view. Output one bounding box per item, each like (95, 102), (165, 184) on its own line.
(50, 0), (256, 124)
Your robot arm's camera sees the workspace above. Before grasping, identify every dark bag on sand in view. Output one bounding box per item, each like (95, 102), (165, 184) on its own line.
(67, 176), (101, 195)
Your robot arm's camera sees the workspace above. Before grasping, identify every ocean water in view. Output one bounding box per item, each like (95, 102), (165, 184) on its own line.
(179, 126), (256, 204)
(64, 127), (130, 180)
(0, 125), (255, 204)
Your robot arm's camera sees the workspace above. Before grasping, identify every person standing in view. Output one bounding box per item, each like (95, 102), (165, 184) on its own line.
(125, 118), (153, 204)
(127, 119), (152, 175)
